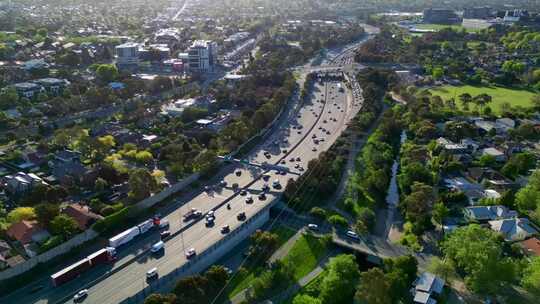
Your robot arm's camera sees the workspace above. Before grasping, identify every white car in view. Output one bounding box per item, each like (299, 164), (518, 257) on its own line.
(308, 224), (319, 231)
(346, 230), (360, 240)
(186, 248), (196, 258)
(73, 289), (88, 302)
(146, 267), (158, 279)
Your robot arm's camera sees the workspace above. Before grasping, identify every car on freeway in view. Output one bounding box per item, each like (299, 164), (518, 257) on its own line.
(312, 147), (317, 152)
(294, 163), (300, 169)
(262, 184), (270, 192)
(151, 241), (164, 253)
(221, 225), (230, 234)
(160, 230), (171, 239)
(258, 193), (267, 200)
(73, 289), (89, 302)
(263, 174), (271, 181)
(296, 157), (301, 161)
(346, 230), (360, 240)
(186, 248), (197, 258)
(308, 224), (319, 231)
(240, 189), (247, 196)
(207, 210), (215, 218)
(232, 183), (239, 190)
(272, 180), (281, 189)
(205, 216), (215, 227)
(282, 149), (288, 154)
(299, 166), (305, 171)
(237, 212), (246, 221)
(289, 157), (295, 162)
(235, 170), (242, 176)
(281, 160), (286, 164)
(245, 195), (254, 204)
(146, 268), (158, 280)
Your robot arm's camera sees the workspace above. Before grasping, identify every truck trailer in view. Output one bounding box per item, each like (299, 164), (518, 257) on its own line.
(51, 247), (116, 287)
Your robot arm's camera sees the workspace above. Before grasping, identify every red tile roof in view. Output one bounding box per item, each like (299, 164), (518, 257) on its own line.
(62, 204), (102, 230)
(6, 220), (40, 244)
(519, 237), (540, 256)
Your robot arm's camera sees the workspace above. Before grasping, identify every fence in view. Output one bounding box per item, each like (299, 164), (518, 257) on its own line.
(0, 229), (98, 281)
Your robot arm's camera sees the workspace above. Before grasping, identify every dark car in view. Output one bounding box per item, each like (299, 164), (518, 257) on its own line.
(237, 212), (246, 221)
(160, 230), (171, 239)
(221, 225), (230, 234)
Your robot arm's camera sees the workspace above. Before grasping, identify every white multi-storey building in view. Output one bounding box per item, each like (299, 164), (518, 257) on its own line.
(187, 40), (217, 73)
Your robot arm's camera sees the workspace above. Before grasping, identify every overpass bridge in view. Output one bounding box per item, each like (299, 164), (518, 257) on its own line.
(331, 232), (408, 265)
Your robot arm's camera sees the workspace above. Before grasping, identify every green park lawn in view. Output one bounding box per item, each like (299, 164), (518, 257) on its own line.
(282, 233), (329, 280)
(227, 225), (296, 298)
(429, 85), (537, 115)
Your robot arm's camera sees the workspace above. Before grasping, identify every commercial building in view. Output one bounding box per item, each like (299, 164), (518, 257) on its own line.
(187, 40), (217, 73)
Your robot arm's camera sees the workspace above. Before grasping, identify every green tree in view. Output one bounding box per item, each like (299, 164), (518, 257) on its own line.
(319, 254), (360, 304)
(427, 257), (456, 282)
(442, 224), (517, 295)
(128, 168), (158, 202)
(35, 203), (60, 228)
(328, 214), (348, 228)
(432, 202), (449, 225)
(248, 230), (280, 263)
(7, 207), (36, 224)
(355, 267), (392, 304)
(292, 294), (322, 304)
(522, 257), (540, 296)
(95, 64), (119, 83)
(0, 87), (19, 110)
(143, 294), (176, 304)
(50, 214), (79, 238)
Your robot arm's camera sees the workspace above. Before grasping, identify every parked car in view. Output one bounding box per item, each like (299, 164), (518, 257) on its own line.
(308, 224), (319, 231)
(245, 196), (254, 204)
(346, 230), (360, 240)
(237, 212), (246, 221)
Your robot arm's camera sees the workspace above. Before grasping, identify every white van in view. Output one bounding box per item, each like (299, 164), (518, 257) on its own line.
(151, 241), (164, 253)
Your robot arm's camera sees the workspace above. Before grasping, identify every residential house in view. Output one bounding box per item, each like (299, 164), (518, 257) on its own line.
(412, 272), (445, 304)
(481, 147), (507, 162)
(4, 172), (46, 195)
(464, 205), (517, 222)
(62, 203), (103, 230)
(489, 218), (538, 242)
(49, 150), (88, 185)
(443, 176), (485, 205)
(6, 220), (50, 244)
(518, 237), (540, 257)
